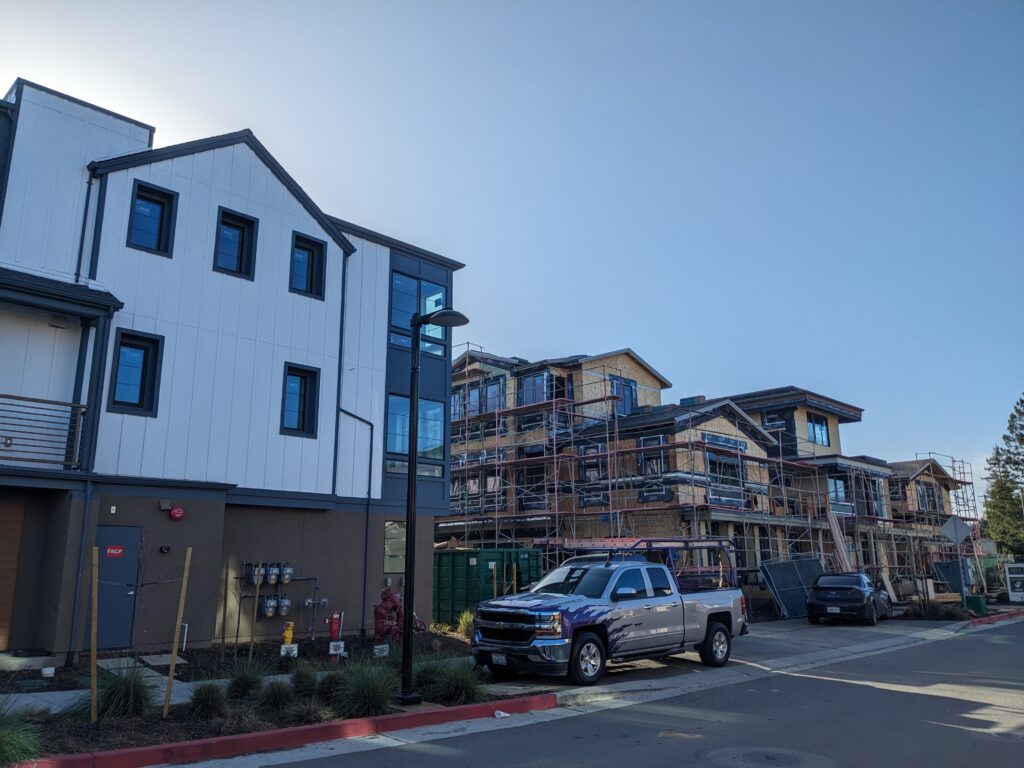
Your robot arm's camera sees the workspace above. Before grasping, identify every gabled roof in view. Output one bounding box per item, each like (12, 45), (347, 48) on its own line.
(888, 459), (965, 488)
(328, 217), (464, 271)
(578, 348), (672, 388)
(578, 398), (776, 445)
(89, 130), (355, 254)
(703, 386), (863, 424)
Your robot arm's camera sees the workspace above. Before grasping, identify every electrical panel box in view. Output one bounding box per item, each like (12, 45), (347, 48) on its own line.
(1006, 564), (1024, 603)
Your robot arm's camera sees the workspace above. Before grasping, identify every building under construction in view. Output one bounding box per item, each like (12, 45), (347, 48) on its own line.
(438, 346), (987, 610)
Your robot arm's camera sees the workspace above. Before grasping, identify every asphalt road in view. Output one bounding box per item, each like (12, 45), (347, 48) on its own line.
(283, 621), (1024, 768)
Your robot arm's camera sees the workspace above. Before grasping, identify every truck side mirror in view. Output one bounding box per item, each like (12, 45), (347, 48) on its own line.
(612, 587), (638, 601)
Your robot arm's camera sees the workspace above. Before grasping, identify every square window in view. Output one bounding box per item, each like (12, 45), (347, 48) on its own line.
(289, 232), (326, 299)
(108, 329), (164, 417)
(389, 272), (449, 356)
(386, 393), (446, 476)
(213, 207), (257, 279)
(126, 180), (177, 256)
(280, 363), (319, 437)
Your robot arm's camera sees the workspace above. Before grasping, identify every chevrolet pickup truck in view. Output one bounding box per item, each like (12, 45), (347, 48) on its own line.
(472, 559), (748, 685)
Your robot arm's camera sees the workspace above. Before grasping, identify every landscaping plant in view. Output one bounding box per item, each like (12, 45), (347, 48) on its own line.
(323, 662), (398, 718)
(290, 662), (319, 700)
(258, 681), (294, 713)
(225, 659), (267, 700)
(0, 706), (42, 767)
(189, 682), (228, 719)
(414, 659), (484, 706)
(456, 610), (475, 639)
(283, 701), (334, 725)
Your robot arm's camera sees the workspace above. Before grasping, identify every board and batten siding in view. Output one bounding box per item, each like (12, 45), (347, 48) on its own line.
(0, 83), (149, 278)
(336, 234), (389, 500)
(0, 305), (82, 402)
(91, 142), (346, 494)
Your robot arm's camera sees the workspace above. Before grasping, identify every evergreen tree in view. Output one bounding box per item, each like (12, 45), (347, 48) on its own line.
(983, 393), (1024, 553)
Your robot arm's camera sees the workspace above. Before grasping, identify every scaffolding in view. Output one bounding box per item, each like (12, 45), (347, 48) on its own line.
(439, 345), (985, 604)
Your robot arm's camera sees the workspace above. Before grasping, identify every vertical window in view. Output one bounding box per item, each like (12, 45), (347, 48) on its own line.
(610, 376), (638, 416)
(828, 477), (849, 503)
(108, 329), (164, 417)
(213, 207), (257, 279)
(384, 521), (406, 573)
(639, 435), (667, 476)
(389, 273), (449, 356)
(280, 363), (319, 437)
(806, 412), (830, 446)
(126, 181), (177, 256)
(385, 394), (446, 476)
(289, 232), (327, 299)
(516, 372), (547, 406)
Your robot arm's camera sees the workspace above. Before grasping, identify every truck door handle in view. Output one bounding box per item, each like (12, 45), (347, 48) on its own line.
(643, 605), (654, 610)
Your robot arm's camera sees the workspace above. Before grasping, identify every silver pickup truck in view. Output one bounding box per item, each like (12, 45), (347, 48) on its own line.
(472, 559), (748, 685)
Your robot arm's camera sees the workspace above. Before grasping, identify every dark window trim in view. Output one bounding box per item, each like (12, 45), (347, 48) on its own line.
(212, 206), (258, 281)
(387, 270), (447, 357)
(289, 230), (327, 300)
(384, 391), (447, 477)
(125, 179), (178, 257)
(806, 411), (831, 447)
(280, 362), (320, 438)
(106, 327), (164, 418)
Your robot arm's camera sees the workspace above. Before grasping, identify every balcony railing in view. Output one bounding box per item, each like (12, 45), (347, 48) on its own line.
(0, 394), (86, 469)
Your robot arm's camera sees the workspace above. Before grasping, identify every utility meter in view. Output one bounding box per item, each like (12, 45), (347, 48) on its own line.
(1005, 564), (1024, 604)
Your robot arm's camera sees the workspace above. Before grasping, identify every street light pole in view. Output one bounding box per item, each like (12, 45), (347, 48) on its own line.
(398, 307), (468, 706)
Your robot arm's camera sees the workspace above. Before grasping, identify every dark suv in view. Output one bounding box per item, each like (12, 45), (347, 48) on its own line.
(806, 573), (892, 625)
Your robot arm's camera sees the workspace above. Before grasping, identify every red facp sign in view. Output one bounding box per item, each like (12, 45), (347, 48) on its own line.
(105, 545), (124, 558)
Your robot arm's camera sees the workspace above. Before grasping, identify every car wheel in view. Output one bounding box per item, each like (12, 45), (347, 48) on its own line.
(486, 663), (519, 680)
(699, 622), (732, 667)
(567, 632), (606, 685)
(807, 615), (820, 624)
(864, 602), (877, 626)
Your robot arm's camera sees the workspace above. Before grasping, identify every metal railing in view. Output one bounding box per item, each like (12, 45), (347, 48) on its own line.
(0, 393), (86, 468)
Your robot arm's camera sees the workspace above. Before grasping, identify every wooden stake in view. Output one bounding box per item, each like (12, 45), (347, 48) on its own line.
(162, 547), (192, 719)
(220, 558), (229, 661)
(249, 561), (262, 661)
(90, 546), (98, 724)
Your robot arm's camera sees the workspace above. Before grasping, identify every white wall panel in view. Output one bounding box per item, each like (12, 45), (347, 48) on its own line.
(92, 143), (346, 493)
(0, 305), (81, 401)
(335, 234), (389, 499)
(0, 84), (149, 279)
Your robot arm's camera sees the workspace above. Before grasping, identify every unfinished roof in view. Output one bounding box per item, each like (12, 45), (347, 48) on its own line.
(453, 347), (672, 388)
(702, 386), (863, 424)
(888, 459), (966, 488)
(578, 398), (776, 445)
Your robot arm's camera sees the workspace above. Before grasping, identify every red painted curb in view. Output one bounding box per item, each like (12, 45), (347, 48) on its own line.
(16, 693), (558, 768)
(968, 608), (1024, 627)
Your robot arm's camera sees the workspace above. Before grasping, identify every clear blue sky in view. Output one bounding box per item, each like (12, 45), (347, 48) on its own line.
(3, 1), (1022, 491)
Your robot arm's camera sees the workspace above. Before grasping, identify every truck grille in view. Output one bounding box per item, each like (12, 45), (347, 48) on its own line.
(479, 627), (534, 644)
(478, 609), (534, 624)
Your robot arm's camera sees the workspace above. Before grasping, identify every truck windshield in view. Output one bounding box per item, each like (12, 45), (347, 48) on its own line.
(530, 566), (614, 598)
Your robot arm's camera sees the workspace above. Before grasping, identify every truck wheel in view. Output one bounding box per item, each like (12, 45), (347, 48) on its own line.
(567, 632), (606, 685)
(699, 622), (731, 667)
(864, 602), (877, 626)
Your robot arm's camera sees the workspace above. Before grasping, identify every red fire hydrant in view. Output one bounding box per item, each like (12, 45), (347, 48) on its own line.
(373, 588), (404, 642)
(325, 611), (342, 661)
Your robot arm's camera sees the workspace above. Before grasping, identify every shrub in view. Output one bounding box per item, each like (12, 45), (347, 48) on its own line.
(0, 708), (42, 766)
(221, 710), (272, 736)
(96, 664), (155, 718)
(316, 671), (346, 705)
(258, 681), (294, 713)
(323, 663), (398, 718)
(429, 621), (452, 634)
(189, 682), (228, 719)
(290, 662), (319, 700)
(414, 660), (484, 706)
(456, 610), (475, 639)
(903, 602), (972, 621)
(283, 701), (334, 725)
(226, 659), (267, 700)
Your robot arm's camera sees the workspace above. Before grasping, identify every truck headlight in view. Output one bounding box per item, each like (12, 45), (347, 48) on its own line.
(535, 611), (561, 636)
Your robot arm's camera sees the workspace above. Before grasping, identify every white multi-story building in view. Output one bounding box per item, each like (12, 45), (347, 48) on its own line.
(0, 79), (462, 654)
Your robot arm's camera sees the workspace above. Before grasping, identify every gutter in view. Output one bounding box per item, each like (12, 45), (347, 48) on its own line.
(73, 174), (94, 283)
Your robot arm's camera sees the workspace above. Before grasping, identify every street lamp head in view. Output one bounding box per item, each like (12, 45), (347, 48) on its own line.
(416, 308), (469, 328)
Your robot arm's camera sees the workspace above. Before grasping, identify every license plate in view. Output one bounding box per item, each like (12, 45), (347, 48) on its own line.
(827, 606), (840, 614)
(492, 653), (507, 666)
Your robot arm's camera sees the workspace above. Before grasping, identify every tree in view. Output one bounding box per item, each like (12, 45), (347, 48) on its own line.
(983, 393), (1024, 554)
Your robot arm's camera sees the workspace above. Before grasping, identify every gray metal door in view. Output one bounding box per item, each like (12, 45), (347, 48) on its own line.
(93, 526), (142, 649)
(607, 567), (651, 655)
(639, 566), (686, 651)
